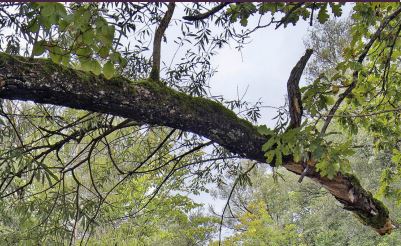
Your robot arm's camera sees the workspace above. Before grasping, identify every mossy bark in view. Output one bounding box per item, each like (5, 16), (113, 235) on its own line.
(0, 52), (394, 234)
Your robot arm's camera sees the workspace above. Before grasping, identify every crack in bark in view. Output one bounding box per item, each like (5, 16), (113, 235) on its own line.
(287, 48), (313, 129)
(285, 48), (313, 183)
(0, 52), (395, 235)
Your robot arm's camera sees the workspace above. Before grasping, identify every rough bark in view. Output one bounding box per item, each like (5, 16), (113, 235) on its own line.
(0, 53), (395, 234)
(287, 49), (312, 129)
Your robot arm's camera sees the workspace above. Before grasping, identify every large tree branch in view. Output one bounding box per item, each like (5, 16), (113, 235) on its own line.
(0, 53), (395, 234)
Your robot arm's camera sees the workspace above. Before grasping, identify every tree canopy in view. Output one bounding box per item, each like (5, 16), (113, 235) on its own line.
(0, 2), (401, 244)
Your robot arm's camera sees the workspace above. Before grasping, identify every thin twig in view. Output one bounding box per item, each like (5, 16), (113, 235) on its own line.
(322, 107), (401, 118)
(69, 184), (80, 246)
(218, 162), (257, 245)
(275, 3), (304, 30)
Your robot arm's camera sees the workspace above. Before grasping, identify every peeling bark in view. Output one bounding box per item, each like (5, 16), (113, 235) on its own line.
(0, 53), (395, 234)
(287, 49), (313, 129)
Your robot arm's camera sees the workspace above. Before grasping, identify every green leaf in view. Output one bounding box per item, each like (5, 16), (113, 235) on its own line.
(275, 149), (282, 165)
(50, 52), (62, 63)
(264, 150), (275, 163)
(98, 46), (110, 59)
(90, 60), (102, 75)
(391, 149), (401, 164)
(27, 20), (40, 33)
(32, 41), (46, 56)
(325, 96), (335, 105)
(330, 3), (342, 17)
(40, 3), (55, 17)
(348, 61), (363, 71)
(61, 53), (71, 66)
(282, 145), (290, 155)
(257, 125), (273, 136)
(76, 47), (92, 57)
(41, 162), (59, 182)
(103, 61), (115, 79)
(240, 18), (248, 27)
(340, 159), (351, 173)
(293, 148), (301, 162)
(316, 160), (339, 179)
(262, 137), (276, 151)
(83, 30), (95, 45)
(317, 4), (329, 24)
(80, 58), (91, 72)
(312, 145), (325, 160)
(53, 3), (67, 17)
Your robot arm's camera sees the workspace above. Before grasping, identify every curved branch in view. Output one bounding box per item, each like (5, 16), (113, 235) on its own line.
(150, 2), (175, 81)
(285, 49), (313, 183)
(287, 49), (313, 128)
(183, 3), (231, 21)
(0, 52), (395, 235)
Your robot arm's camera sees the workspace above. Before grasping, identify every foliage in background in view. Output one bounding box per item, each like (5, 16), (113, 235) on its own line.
(216, 140), (401, 245)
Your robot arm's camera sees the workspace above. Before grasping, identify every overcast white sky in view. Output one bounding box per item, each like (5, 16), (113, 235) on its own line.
(210, 21), (311, 126)
(179, 18), (311, 215)
(188, 19), (312, 238)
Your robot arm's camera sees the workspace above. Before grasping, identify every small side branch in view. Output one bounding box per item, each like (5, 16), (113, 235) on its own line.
(150, 2), (175, 82)
(298, 160), (310, 183)
(286, 49), (313, 183)
(320, 6), (401, 135)
(287, 49), (313, 129)
(275, 2), (304, 29)
(183, 2), (230, 21)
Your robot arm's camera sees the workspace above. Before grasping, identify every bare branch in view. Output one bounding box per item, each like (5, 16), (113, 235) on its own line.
(150, 3), (176, 81)
(275, 3), (304, 30)
(69, 184), (80, 246)
(183, 2), (231, 21)
(285, 49), (313, 183)
(323, 107), (401, 118)
(287, 49), (313, 128)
